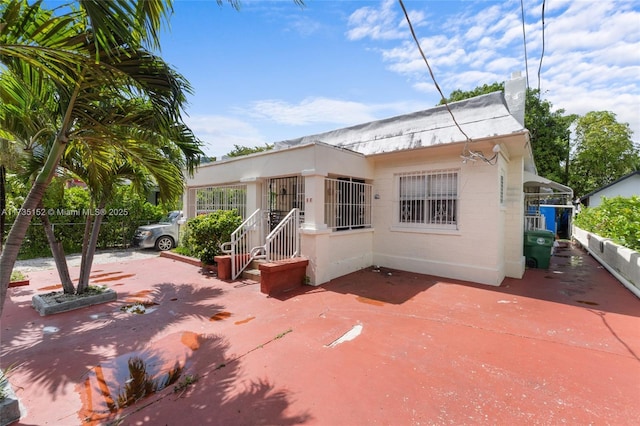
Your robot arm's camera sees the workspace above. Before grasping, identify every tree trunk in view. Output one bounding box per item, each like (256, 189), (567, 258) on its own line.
(40, 209), (75, 294)
(0, 164), (5, 255)
(0, 168), (59, 314)
(0, 76), (81, 315)
(77, 203), (95, 294)
(77, 200), (107, 294)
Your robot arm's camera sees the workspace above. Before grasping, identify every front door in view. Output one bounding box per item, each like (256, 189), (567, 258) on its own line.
(264, 176), (304, 231)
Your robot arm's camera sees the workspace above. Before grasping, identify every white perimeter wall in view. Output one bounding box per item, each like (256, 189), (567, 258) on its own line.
(573, 226), (640, 298)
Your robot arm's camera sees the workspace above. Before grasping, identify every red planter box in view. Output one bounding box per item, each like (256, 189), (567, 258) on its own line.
(259, 258), (309, 296)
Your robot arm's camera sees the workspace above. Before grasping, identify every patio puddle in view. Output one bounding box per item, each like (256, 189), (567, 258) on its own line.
(356, 296), (385, 306)
(93, 273), (136, 283)
(37, 284), (63, 291)
(90, 271), (124, 279)
(128, 289), (153, 299)
(234, 316), (255, 325)
(77, 331), (201, 424)
(210, 311), (231, 321)
(576, 300), (599, 306)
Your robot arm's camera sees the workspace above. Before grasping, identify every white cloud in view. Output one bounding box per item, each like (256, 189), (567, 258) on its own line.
(346, 0), (406, 41)
(246, 97), (382, 126)
(184, 115), (266, 159)
(345, 0), (640, 140)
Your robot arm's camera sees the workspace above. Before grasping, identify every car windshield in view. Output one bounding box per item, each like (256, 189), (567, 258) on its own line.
(159, 211), (181, 224)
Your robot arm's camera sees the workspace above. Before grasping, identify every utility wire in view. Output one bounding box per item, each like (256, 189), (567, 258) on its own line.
(520, 0), (530, 88)
(397, 0), (498, 164)
(397, 0), (472, 143)
(537, 0), (546, 95)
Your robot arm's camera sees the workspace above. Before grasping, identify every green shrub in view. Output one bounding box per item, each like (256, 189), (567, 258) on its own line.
(574, 196), (640, 251)
(4, 182), (170, 259)
(182, 210), (243, 265)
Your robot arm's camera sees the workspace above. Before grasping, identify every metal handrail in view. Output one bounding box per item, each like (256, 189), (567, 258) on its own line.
(265, 208), (300, 262)
(220, 209), (265, 279)
(221, 207), (301, 280)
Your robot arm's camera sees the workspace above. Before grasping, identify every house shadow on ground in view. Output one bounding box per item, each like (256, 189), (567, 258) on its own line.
(282, 242), (638, 318)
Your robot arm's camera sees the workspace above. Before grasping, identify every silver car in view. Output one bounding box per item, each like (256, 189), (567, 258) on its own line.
(132, 211), (184, 251)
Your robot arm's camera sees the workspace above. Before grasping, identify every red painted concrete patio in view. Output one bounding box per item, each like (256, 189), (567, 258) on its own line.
(1, 242), (639, 425)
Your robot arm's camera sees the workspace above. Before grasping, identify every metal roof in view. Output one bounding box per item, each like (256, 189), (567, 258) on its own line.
(523, 171), (574, 195)
(275, 92), (526, 156)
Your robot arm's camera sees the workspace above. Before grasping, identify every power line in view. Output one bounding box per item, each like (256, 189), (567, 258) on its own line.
(538, 0), (546, 95)
(397, 0), (498, 165)
(397, 0), (471, 143)
(520, 0), (530, 88)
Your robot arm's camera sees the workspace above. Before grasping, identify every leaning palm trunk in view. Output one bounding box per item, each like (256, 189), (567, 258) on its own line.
(1, 164), (5, 254)
(0, 164), (60, 314)
(40, 208), (75, 294)
(0, 81), (80, 315)
(76, 200), (107, 293)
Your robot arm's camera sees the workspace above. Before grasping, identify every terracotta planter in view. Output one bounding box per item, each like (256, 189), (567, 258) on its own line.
(213, 254), (250, 280)
(259, 258), (309, 296)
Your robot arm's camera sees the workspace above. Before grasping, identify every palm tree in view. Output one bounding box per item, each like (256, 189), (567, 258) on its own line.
(61, 97), (200, 294)
(0, 0), (188, 314)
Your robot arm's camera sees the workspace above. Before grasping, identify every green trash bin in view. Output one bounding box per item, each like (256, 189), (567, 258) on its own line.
(524, 230), (555, 269)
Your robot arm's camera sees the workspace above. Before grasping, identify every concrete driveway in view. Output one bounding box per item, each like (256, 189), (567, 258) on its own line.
(1, 243), (639, 425)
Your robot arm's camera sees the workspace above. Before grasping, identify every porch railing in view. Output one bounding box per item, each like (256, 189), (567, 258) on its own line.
(524, 214), (546, 231)
(220, 209), (265, 280)
(265, 208), (300, 262)
(220, 208), (301, 280)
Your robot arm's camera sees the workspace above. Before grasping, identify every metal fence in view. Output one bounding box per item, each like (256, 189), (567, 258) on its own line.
(11, 219), (156, 258)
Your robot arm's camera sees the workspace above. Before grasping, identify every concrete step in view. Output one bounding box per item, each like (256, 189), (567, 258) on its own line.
(241, 268), (261, 281)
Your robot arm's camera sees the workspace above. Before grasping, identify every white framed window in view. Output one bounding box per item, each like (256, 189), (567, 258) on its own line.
(396, 169), (458, 229)
(325, 177), (372, 231)
(195, 184), (247, 218)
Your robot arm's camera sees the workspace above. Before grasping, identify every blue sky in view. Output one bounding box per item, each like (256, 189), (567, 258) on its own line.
(157, 0), (640, 158)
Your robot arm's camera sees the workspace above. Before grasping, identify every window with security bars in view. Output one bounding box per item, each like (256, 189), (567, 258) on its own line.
(397, 170), (458, 227)
(195, 184), (247, 218)
(325, 177), (372, 231)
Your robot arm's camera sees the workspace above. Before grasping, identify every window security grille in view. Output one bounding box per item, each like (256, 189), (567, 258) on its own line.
(195, 184), (247, 218)
(325, 177), (372, 231)
(397, 169), (458, 227)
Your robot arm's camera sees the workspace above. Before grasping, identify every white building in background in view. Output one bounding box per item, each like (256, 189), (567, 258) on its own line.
(579, 171), (640, 208)
(184, 74), (570, 287)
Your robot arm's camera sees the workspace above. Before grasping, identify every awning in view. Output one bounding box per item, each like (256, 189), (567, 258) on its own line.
(523, 171), (573, 195)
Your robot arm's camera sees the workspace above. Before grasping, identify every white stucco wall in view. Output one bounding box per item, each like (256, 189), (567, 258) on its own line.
(302, 228), (374, 285)
(370, 148), (507, 286)
(185, 143), (373, 191)
(503, 157), (526, 279)
(183, 136), (530, 288)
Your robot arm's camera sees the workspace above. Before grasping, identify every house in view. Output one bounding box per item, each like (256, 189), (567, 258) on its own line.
(579, 171), (640, 208)
(183, 73), (572, 288)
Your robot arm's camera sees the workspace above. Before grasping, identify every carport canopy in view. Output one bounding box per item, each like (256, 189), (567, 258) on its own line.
(523, 171), (573, 199)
